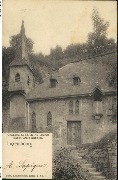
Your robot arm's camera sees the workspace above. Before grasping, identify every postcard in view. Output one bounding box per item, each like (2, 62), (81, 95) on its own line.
(2, 0), (117, 179)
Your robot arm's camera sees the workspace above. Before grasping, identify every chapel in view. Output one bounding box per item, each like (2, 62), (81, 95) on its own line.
(7, 21), (116, 147)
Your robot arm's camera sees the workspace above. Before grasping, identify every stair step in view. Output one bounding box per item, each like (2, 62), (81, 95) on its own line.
(78, 150), (84, 153)
(93, 176), (106, 180)
(71, 149), (106, 180)
(72, 155), (82, 160)
(87, 167), (96, 172)
(69, 145), (77, 150)
(72, 149), (78, 153)
(83, 163), (92, 168)
(82, 167), (96, 171)
(77, 156), (82, 159)
(81, 159), (88, 164)
(89, 171), (101, 176)
(78, 152), (85, 157)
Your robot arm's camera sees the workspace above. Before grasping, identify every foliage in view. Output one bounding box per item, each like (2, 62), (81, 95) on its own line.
(64, 44), (85, 59)
(53, 147), (87, 180)
(2, 46), (15, 76)
(83, 129), (117, 152)
(30, 53), (49, 67)
(88, 8), (109, 48)
(10, 33), (34, 55)
(2, 47), (15, 105)
(50, 45), (64, 60)
(30, 64), (43, 83)
(106, 63), (117, 89)
(2, 8), (117, 108)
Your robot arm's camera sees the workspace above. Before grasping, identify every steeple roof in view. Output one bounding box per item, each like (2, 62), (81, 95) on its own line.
(10, 20), (31, 69)
(20, 20), (28, 60)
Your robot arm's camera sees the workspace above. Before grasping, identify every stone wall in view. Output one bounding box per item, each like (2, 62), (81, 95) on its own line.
(83, 132), (117, 179)
(107, 140), (117, 179)
(9, 66), (34, 94)
(10, 94), (26, 119)
(28, 95), (116, 147)
(2, 103), (10, 132)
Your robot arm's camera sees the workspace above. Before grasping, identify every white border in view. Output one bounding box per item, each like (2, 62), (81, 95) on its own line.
(0, 0), (2, 179)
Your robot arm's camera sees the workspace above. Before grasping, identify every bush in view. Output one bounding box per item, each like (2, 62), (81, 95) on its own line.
(53, 147), (87, 180)
(88, 130), (117, 151)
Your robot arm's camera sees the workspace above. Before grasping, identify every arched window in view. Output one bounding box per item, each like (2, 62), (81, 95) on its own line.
(31, 112), (36, 131)
(93, 88), (102, 101)
(69, 100), (73, 114)
(93, 88), (103, 115)
(15, 73), (20, 82)
(75, 100), (79, 114)
(47, 112), (52, 126)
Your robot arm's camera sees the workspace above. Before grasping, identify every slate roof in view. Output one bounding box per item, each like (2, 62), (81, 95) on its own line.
(10, 58), (27, 65)
(26, 61), (115, 101)
(9, 58), (33, 72)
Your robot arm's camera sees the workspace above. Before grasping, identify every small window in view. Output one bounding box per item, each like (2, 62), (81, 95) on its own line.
(93, 88), (102, 101)
(50, 78), (57, 88)
(31, 112), (36, 131)
(69, 100), (73, 114)
(15, 73), (20, 82)
(47, 112), (52, 126)
(73, 77), (81, 86)
(27, 76), (30, 85)
(75, 100), (79, 114)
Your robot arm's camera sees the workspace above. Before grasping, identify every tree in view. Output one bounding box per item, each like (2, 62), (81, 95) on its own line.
(10, 33), (34, 55)
(2, 46), (15, 79)
(30, 53), (45, 65)
(50, 45), (64, 60)
(2, 46), (16, 105)
(107, 63), (117, 89)
(88, 8), (109, 48)
(64, 44), (78, 58)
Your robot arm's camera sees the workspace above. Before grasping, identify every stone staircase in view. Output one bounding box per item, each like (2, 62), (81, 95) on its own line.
(71, 149), (108, 180)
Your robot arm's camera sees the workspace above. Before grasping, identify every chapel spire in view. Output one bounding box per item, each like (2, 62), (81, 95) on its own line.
(10, 20), (31, 67)
(20, 20), (28, 60)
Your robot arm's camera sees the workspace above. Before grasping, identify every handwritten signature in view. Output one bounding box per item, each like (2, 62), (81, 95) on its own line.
(4, 160), (47, 172)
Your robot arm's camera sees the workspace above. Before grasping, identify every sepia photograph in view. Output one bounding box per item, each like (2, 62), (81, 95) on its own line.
(2, 0), (117, 179)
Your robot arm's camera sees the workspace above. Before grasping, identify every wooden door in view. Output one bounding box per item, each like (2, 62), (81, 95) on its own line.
(67, 121), (81, 145)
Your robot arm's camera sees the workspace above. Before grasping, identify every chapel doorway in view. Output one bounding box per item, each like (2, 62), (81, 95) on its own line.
(67, 121), (81, 146)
